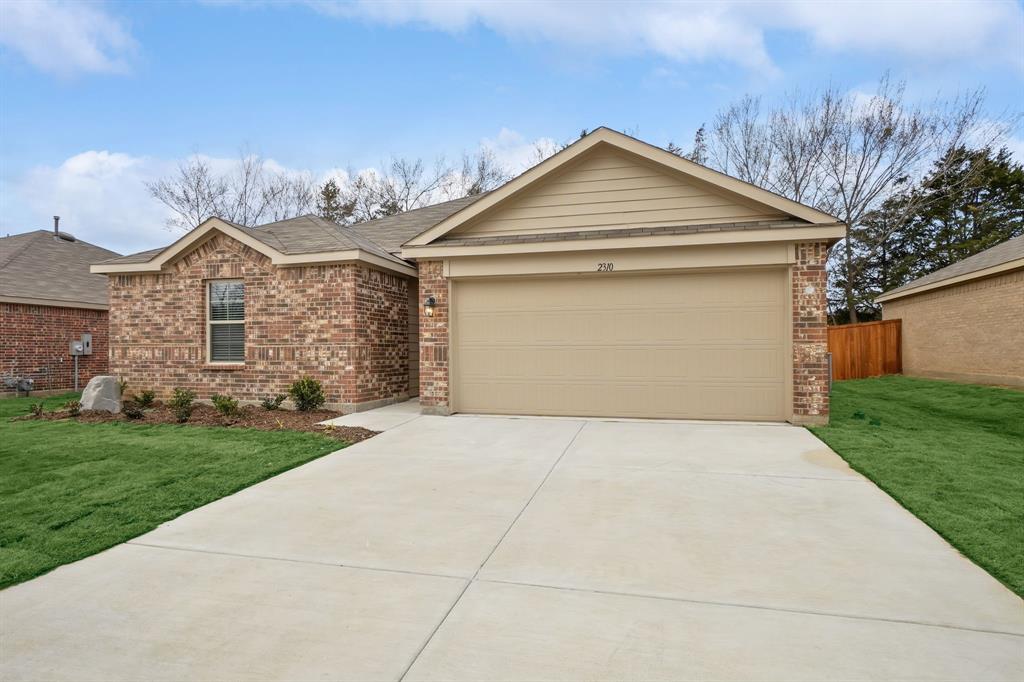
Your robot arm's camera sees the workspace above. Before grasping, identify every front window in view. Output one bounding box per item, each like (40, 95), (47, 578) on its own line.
(208, 280), (245, 363)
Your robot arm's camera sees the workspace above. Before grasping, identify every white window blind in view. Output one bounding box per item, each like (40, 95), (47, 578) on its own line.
(208, 280), (244, 363)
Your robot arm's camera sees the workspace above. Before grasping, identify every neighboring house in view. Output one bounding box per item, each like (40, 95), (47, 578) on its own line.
(876, 234), (1024, 387)
(93, 128), (844, 423)
(1, 226), (120, 394)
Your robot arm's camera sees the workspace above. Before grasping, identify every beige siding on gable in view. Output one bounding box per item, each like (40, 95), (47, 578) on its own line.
(452, 149), (786, 237)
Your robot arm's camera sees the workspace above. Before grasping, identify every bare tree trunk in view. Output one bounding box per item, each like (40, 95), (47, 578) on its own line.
(844, 234), (859, 323)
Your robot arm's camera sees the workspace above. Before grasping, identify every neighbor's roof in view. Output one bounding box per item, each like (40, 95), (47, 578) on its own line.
(0, 230), (121, 309)
(876, 234), (1024, 303)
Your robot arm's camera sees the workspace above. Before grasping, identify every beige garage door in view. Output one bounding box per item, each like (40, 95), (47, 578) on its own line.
(452, 269), (789, 420)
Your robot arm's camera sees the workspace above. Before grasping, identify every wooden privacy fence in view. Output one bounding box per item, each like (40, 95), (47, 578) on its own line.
(827, 319), (902, 381)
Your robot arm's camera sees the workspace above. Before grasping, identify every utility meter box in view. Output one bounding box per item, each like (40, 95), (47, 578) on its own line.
(81, 333), (93, 355)
(69, 340), (85, 356)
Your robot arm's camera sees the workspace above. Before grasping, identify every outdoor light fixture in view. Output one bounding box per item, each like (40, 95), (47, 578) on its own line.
(423, 296), (437, 317)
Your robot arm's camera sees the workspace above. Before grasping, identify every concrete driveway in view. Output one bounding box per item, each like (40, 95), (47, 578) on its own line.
(2, 411), (1022, 681)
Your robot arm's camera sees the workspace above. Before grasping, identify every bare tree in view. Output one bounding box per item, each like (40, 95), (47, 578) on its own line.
(703, 77), (1017, 322)
(147, 151), (316, 230)
(456, 147), (512, 196)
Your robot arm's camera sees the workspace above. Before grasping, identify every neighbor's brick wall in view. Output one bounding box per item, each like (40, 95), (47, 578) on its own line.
(108, 233), (411, 408)
(791, 241), (831, 424)
(882, 269), (1024, 387)
(418, 260), (449, 412)
(1, 302), (109, 392)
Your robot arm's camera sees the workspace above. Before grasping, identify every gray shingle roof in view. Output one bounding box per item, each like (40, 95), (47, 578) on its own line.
(879, 234), (1024, 300)
(433, 219), (829, 247)
(98, 198), (485, 268)
(0, 230), (121, 307)
(350, 194), (484, 254)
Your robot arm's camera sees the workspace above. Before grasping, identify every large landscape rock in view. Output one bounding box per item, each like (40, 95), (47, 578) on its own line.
(80, 375), (122, 413)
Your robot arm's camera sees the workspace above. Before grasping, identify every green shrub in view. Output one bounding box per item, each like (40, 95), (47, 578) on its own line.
(136, 390), (156, 408)
(260, 394), (287, 411)
(288, 377), (325, 412)
(211, 393), (240, 418)
(64, 400), (81, 417)
(117, 377), (129, 396)
(28, 402), (44, 417)
(168, 388), (196, 423)
(121, 401), (144, 420)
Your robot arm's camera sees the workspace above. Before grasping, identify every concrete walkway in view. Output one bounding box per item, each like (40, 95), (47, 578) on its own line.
(2, 414), (1022, 681)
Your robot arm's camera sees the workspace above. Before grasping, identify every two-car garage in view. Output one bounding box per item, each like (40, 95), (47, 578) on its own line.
(450, 268), (789, 421)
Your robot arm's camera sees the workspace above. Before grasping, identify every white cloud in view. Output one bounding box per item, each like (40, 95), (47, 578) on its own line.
(0, 129), (558, 254)
(480, 128), (560, 174)
(0, 0), (136, 77)
(314, 0), (1024, 73)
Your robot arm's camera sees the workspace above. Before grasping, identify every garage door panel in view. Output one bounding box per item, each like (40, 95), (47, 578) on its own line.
(453, 270), (788, 421)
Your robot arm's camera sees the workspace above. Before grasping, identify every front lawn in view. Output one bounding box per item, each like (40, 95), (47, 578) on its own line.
(809, 376), (1024, 597)
(0, 393), (346, 589)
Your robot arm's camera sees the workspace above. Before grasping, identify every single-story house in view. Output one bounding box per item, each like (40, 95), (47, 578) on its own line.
(1, 224), (120, 395)
(93, 128), (844, 423)
(876, 234), (1024, 387)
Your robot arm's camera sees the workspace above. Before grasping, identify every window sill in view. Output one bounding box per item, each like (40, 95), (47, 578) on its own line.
(204, 363), (246, 371)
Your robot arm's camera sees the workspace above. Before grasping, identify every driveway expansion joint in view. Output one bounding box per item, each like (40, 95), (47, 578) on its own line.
(396, 419), (590, 682)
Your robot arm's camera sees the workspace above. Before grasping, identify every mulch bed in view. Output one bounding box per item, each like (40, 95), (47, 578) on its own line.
(19, 403), (377, 444)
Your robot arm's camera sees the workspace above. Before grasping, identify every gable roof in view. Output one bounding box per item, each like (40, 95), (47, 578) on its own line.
(403, 127), (841, 250)
(93, 215), (416, 276)
(876, 234), (1024, 303)
(1, 230), (120, 309)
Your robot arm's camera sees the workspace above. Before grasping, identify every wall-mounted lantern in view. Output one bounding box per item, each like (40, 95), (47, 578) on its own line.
(423, 296), (437, 317)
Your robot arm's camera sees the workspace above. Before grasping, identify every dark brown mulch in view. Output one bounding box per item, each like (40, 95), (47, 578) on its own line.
(22, 403), (377, 444)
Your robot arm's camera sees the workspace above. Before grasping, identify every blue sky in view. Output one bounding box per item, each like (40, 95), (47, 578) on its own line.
(1, 0), (1022, 254)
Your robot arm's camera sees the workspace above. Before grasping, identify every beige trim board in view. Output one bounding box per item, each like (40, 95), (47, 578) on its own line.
(91, 219), (417, 277)
(0, 295), (108, 311)
(875, 259), (1024, 303)
(405, 127), (840, 248)
(403, 225), (845, 260)
(445, 242), (794, 279)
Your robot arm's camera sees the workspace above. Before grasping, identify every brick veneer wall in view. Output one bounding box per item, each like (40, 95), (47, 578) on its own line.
(107, 233), (411, 409)
(417, 260), (449, 414)
(882, 269), (1023, 387)
(1, 302), (109, 393)
(791, 241), (831, 425)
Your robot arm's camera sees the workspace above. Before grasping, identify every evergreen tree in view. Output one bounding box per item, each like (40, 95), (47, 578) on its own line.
(687, 124), (707, 165)
(316, 178), (354, 224)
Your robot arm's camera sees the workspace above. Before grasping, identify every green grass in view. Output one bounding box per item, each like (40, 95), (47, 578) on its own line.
(809, 375), (1024, 597)
(0, 393), (344, 589)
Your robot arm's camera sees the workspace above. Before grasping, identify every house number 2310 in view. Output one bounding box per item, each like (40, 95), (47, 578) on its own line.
(597, 262), (615, 272)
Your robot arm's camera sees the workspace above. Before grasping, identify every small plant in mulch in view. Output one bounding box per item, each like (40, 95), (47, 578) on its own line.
(135, 390), (156, 409)
(117, 377), (129, 396)
(260, 394), (287, 411)
(168, 388), (197, 423)
(121, 401), (145, 420)
(211, 393), (240, 421)
(63, 400), (81, 417)
(289, 377), (325, 412)
(28, 402), (44, 417)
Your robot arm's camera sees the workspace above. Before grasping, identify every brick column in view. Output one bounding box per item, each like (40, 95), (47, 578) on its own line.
(791, 241), (830, 425)
(418, 260), (450, 414)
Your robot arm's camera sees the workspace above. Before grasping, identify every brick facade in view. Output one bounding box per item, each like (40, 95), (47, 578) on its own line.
(1, 302), (109, 393)
(108, 233), (411, 409)
(790, 241), (831, 425)
(417, 260), (450, 414)
(882, 269), (1023, 387)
